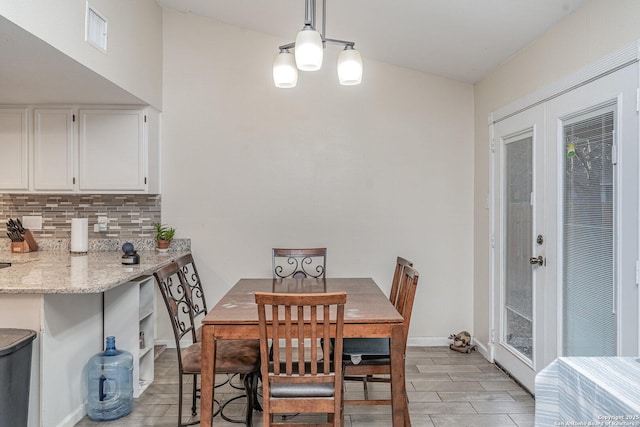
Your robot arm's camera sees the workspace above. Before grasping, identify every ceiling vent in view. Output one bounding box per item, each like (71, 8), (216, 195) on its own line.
(85, 3), (107, 52)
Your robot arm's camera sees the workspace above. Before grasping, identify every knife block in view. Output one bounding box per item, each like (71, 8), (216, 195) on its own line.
(10, 241), (30, 253)
(10, 230), (38, 253)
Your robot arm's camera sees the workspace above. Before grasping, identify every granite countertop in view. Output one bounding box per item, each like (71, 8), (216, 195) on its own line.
(0, 249), (191, 294)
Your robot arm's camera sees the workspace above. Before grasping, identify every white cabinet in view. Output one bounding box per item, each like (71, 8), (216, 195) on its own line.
(104, 275), (156, 397)
(79, 109), (146, 192)
(33, 108), (75, 191)
(0, 105), (159, 193)
(0, 108), (29, 190)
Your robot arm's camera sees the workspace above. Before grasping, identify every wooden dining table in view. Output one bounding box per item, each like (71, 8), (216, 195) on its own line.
(200, 277), (411, 427)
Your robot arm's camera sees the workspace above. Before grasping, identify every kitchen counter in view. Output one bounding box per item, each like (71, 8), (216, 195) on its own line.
(0, 249), (190, 293)
(0, 247), (192, 427)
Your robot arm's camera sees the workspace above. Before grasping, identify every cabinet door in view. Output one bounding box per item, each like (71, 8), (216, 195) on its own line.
(33, 108), (75, 191)
(0, 108), (29, 190)
(78, 109), (146, 191)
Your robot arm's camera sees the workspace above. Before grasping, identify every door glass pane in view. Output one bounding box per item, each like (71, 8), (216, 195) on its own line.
(562, 107), (615, 356)
(504, 133), (533, 360)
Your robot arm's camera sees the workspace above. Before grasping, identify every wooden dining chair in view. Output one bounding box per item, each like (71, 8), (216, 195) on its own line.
(255, 291), (347, 427)
(388, 256), (413, 307)
(154, 261), (261, 426)
(272, 248), (327, 279)
(341, 265), (419, 412)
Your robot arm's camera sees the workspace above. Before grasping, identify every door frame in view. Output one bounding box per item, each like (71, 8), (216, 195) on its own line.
(488, 40), (640, 388)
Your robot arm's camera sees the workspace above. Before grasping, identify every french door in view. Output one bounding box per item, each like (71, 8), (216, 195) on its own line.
(545, 63), (639, 359)
(492, 105), (546, 392)
(491, 62), (639, 392)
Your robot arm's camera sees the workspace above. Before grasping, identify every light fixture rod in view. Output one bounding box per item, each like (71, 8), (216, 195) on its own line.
(279, 42), (296, 50)
(305, 0), (315, 27)
(278, 37), (353, 51)
(278, 0), (356, 50)
(322, 0), (326, 40)
(325, 38), (355, 47)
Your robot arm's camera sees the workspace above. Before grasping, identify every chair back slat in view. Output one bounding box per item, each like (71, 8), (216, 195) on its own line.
(395, 265), (419, 351)
(389, 256), (413, 306)
(272, 247), (327, 279)
(255, 291), (346, 421)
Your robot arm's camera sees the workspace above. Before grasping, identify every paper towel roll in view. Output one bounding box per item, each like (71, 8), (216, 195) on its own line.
(70, 218), (88, 253)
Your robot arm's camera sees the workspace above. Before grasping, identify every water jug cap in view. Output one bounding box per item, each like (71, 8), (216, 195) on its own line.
(104, 336), (117, 355)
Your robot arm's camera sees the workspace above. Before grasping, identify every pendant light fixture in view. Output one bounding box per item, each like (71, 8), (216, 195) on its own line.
(273, 48), (298, 88)
(273, 0), (362, 88)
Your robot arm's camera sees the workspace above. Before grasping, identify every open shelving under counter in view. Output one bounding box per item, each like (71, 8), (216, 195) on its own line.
(0, 248), (191, 427)
(104, 275), (156, 397)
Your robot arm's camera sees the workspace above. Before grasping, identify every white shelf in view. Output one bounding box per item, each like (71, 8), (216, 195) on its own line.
(138, 378), (151, 396)
(139, 310), (153, 322)
(104, 275), (155, 398)
(139, 344), (153, 359)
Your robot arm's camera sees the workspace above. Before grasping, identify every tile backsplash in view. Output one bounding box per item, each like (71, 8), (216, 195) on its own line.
(0, 194), (161, 239)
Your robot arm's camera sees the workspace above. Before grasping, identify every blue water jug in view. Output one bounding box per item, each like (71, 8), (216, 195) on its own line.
(87, 336), (133, 421)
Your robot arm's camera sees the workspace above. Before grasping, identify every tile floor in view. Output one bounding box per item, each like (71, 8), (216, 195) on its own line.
(74, 346), (534, 427)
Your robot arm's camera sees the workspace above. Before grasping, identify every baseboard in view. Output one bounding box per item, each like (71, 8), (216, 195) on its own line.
(473, 339), (492, 361)
(157, 336), (493, 360)
(406, 337), (451, 347)
(154, 338), (191, 349)
(55, 405), (84, 427)
(158, 337), (481, 348)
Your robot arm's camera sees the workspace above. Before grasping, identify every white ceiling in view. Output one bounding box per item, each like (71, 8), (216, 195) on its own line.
(0, 0), (588, 105)
(156, 0), (588, 83)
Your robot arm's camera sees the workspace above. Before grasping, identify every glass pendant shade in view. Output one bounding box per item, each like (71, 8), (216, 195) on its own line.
(273, 50), (298, 88)
(337, 47), (362, 85)
(295, 25), (323, 71)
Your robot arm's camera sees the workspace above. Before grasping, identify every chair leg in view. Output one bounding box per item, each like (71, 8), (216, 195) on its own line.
(192, 374), (198, 416)
(363, 376), (369, 400)
(253, 372), (263, 412)
(243, 373), (256, 426)
(404, 394), (410, 427)
(178, 374), (183, 427)
(219, 372), (261, 425)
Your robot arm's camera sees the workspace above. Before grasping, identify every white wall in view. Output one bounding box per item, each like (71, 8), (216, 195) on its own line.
(160, 10), (475, 344)
(0, 0), (162, 109)
(473, 0), (640, 348)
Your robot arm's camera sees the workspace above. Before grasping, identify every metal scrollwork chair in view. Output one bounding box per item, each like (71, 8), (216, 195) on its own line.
(174, 253), (207, 341)
(154, 261), (260, 426)
(341, 263), (419, 419)
(272, 248), (327, 279)
(175, 253), (255, 414)
(255, 291), (347, 427)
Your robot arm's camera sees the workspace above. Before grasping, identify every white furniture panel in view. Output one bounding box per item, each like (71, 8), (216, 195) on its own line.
(104, 275), (155, 397)
(33, 108), (75, 191)
(0, 108), (29, 190)
(79, 109), (146, 191)
(535, 357), (640, 426)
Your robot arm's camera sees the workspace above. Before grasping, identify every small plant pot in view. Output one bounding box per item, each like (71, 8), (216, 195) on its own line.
(156, 239), (170, 251)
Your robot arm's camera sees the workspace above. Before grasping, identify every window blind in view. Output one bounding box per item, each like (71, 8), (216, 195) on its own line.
(562, 107), (616, 356)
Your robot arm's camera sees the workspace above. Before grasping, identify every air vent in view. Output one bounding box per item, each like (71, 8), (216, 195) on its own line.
(85, 3), (107, 52)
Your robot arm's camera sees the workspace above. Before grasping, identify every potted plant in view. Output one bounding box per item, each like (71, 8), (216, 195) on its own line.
(153, 223), (175, 251)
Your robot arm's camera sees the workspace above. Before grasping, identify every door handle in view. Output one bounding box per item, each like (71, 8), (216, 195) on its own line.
(529, 256), (544, 266)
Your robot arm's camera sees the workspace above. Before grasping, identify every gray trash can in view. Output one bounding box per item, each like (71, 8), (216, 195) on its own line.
(0, 329), (37, 427)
